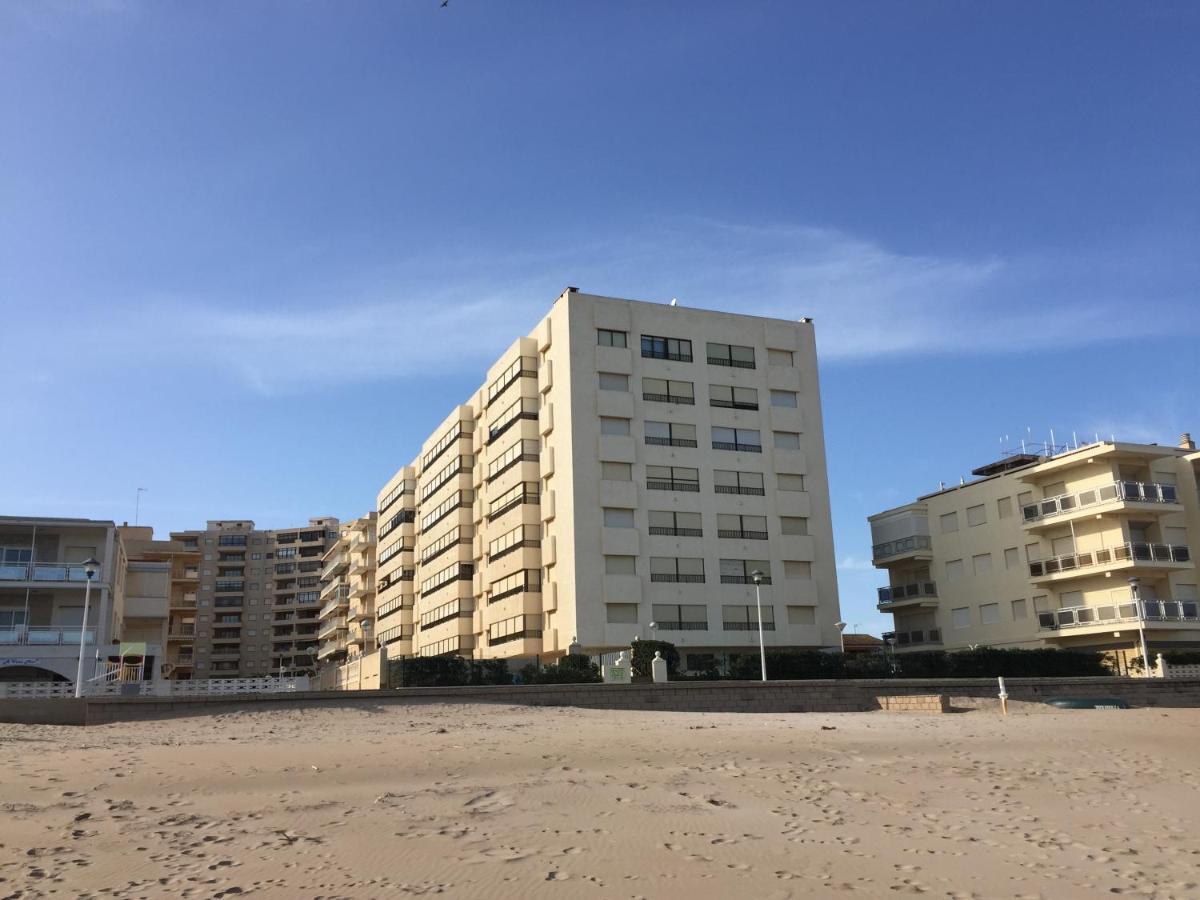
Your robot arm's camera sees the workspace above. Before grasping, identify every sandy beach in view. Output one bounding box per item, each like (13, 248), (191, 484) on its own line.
(1, 703), (1198, 899)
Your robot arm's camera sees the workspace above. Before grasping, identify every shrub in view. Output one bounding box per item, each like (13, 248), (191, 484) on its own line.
(630, 640), (680, 679)
(524, 654), (601, 684)
(387, 656), (513, 688)
(725, 647), (1111, 680)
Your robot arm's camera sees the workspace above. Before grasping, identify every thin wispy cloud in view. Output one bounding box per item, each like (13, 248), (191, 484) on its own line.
(7, 219), (1196, 395)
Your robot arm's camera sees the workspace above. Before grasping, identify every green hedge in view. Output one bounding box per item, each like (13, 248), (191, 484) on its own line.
(518, 654), (601, 684)
(630, 640), (680, 679)
(720, 647), (1113, 680)
(386, 656), (512, 688)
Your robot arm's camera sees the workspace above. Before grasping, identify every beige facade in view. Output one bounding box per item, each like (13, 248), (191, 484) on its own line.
(374, 289), (842, 670)
(166, 518), (339, 678)
(0, 516), (125, 681)
(871, 436), (1200, 663)
(317, 513), (377, 665)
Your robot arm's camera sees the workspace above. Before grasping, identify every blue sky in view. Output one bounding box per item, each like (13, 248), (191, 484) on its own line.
(2, 1), (1197, 636)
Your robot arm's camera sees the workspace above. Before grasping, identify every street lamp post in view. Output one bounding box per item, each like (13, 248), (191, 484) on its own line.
(74, 558), (101, 699)
(1129, 577), (1151, 677)
(835, 620), (847, 653)
(750, 570), (767, 682)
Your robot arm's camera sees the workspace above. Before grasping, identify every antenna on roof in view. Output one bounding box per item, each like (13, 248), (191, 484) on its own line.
(1072, 431), (1078, 449)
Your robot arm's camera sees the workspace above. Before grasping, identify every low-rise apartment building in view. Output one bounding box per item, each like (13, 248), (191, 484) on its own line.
(317, 513), (377, 665)
(871, 435), (1200, 664)
(166, 518), (339, 678)
(0, 516), (125, 682)
(374, 289), (842, 671)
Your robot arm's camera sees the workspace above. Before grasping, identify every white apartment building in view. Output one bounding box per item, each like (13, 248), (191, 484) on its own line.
(871, 435), (1200, 664)
(375, 289), (842, 671)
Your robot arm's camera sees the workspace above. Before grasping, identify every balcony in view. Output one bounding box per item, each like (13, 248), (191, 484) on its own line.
(884, 628), (942, 648)
(0, 626), (95, 645)
(645, 436), (698, 448)
(648, 526), (703, 537)
(0, 562), (98, 584)
(717, 529), (768, 540)
(653, 621), (707, 631)
(877, 581), (939, 610)
(712, 441), (762, 453)
(1039, 599), (1200, 632)
(642, 392), (695, 405)
(1022, 481), (1181, 527)
(318, 617), (347, 640)
(646, 478), (699, 493)
(720, 575), (771, 585)
(320, 554), (349, 581)
(650, 573), (705, 583)
(871, 534), (933, 564)
(1028, 542), (1191, 582)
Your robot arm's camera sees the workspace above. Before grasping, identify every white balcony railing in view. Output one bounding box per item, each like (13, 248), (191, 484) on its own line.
(871, 534), (932, 561)
(0, 626), (96, 646)
(1039, 599), (1200, 631)
(1029, 542), (1191, 578)
(1022, 481), (1180, 524)
(0, 562), (98, 583)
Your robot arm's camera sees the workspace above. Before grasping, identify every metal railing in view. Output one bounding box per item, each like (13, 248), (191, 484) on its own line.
(0, 562), (98, 583)
(0, 626), (96, 646)
(717, 529), (768, 540)
(1022, 480), (1180, 523)
(877, 582), (938, 604)
(646, 479), (700, 492)
(653, 621), (707, 631)
(884, 628), (942, 646)
(712, 441), (762, 453)
(642, 392), (695, 405)
(648, 526), (703, 537)
(721, 574), (771, 585)
(1038, 599), (1200, 631)
(645, 436), (698, 448)
(650, 573), (705, 583)
(1029, 542), (1191, 578)
(722, 621), (776, 631)
(872, 534), (933, 560)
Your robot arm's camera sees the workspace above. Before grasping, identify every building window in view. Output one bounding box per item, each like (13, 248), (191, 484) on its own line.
(714, 469), (764, 495)
(645, 421), (697, 448)
(787, 605), (815, 625)
(597, 328), (627, 348)
(972, 553), (992, 575)
(489, 569), (542, 603)
(604, 555), (636, 575)
(1004, 547), (1020, 569)
(598, 372), (630, 391)
(717, 514), (767, 540)
(642, 378), (695, 405)
(966, 504), (987, 527)
(709, 384), (758, 410)
(646, 465), (699, 492)
(951, 607), (971, 629)
(773, 431), (801, 450)
(648, 510), (702, 537)
(777, 473), (805, 492)
(601, 462), (633, 481)
(706, 342), (755, 368)
(783, 560), (811, 580)
(650, 603), (707, 630)
(603, 508), (635, 529)
(767, 348), (793, 366)
(769, 390), (798, 408)
(722, 604), (775, 631)
(605, 603), (638, 624)
(1011, 599), (1028, 620)
(650, 557), (705, 583)
(780, 516), (808, 535)
(719, 559), (769, 584)
(641, 335), (693, 362)
(600, 416), (632, 436)
(945, 559), (964, 581)
(997, 497), (1013, 519)
(980, 603), (1001, 625)
(712, 427), (762, 453)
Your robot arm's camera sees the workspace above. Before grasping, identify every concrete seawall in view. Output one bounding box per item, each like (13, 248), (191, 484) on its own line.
(3, 677), (1200, 726)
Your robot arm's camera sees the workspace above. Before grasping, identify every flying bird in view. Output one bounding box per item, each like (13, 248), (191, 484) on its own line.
(441, 0), (449, 6)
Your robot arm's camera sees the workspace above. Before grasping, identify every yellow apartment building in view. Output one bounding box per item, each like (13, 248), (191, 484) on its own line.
(871, 435), (1200, 665)
(374, 288), (843, 672)
(317, 513), (377, 665)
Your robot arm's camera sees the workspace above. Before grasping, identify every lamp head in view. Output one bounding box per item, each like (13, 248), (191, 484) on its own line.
(750, 569), (764, 585)
(835, 620), (847, 632)
(83, 557), (101, 580)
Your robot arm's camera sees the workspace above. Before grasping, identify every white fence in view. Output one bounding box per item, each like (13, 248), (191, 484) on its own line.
(0, 675), (309, 700)
(1157, 655), (1200, 679)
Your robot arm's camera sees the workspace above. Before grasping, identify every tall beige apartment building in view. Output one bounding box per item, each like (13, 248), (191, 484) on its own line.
(317, 513), (377, 665)
(166, 518), (338, 678)
(871, 436), (1200, 663)
(374, 289), (842, 671)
